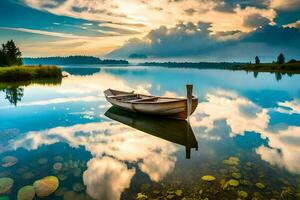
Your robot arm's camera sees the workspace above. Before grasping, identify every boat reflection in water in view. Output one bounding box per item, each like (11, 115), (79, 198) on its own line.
(105, 106), (198, 159)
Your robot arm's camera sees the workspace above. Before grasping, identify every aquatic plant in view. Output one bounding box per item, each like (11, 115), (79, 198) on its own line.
(201, 175), (216, 182)
(136, 193), (148, 199)
(175, 189), (183, 196)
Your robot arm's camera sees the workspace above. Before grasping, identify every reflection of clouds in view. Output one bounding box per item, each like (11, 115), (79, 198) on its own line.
(58, 73), (151, 95)
(190, 90), (269, 136)
(187, 89), (300, 174)
(256, 126), (300, 174)
(83, 157), (135, 200)
(8, 121), (177, 199)
(275, 99), (300, 114)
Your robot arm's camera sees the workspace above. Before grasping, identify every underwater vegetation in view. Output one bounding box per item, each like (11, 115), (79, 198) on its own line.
(133, 156), (300, 200)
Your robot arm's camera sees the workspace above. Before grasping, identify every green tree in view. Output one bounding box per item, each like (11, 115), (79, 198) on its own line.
(0, 40), (22, 67)
(277, 53), (285, 64)
(255, 56), (260, 64)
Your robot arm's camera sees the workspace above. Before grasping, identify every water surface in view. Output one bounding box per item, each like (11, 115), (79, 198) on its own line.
(1, 66), (300, 199)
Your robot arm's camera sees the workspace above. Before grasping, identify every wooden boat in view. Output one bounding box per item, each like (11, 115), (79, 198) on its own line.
(104, 85), (198, 120)
(105, 107), (198, 159)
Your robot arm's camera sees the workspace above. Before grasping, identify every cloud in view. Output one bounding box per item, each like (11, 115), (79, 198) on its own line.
(0, 27), (89, 39)
(83, 157), (135, 200)
(108, 21), (300, 60)
(243, 13), (271, 28)
(269, 0), (300, 10)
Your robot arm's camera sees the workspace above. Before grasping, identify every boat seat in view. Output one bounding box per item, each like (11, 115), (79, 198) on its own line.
(108, 94), (138, 99)
(125, 96), (158, 103)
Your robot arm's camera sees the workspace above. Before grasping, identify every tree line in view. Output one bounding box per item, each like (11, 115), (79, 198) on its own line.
(0, 40), (22, 67)
(254, 53), (298, 65)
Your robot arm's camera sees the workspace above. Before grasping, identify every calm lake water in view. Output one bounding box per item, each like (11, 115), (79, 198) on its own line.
(1, 65), (300, 200)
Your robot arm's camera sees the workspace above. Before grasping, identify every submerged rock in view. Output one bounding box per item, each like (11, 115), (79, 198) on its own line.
(17, 185), (35, 200)
(53, 162), (63, 171)
(175, 190), (183, 196)
(33, 176), (59, 197)
(201, 175), (216, 182)
(240, 179), (251, 186)
(238, 190), (248, 198)
(53, 156), (63, 162)
(232, 172), (241, 179)
(0, 177), (14, 194)
(54, 187), (67, 196)
(255, 182), (265, 189)
(37, 158), (48, 165)
(136, 193), (148, 199)
(22, 172), (34, 180)
(1, 156), (18, 168)
(223, 179), (239, 189)
(223, 157), (239, 166)
(57, 174), (67, 181)
(72, 183), (84, 192)
(0, 196), (9, 200)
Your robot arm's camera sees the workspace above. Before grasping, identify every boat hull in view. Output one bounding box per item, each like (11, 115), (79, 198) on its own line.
(105, 95), (198, 120)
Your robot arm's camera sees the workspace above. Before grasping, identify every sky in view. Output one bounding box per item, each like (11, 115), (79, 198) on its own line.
(0, 0), (299, 61)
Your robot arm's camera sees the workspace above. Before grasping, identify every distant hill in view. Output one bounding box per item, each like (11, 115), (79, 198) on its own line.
(22, 56), (129, 65)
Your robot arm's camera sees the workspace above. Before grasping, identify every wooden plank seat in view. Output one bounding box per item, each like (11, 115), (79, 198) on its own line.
(124, 96), (158, 103)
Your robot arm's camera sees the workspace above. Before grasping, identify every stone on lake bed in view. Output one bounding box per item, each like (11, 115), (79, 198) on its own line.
(72, 183), (84, 192)
(0, 177), (14, 194)
(201, 175), (216, 182)
(37, 158), (48, 165)
(1, 156), (18, 168)
(175, 190), (183, 196)
(22, 172), (34, 180)
(57, 174), (67, 181)
(53, 162), (63, 171)
(17, 185), (35, 200)
(53, 156), (63, 162)
(33, 176), (59, 197)
(223, 179), (239, 189)
(238, 190), (248, 198)
(255, 182), (265, 189)
(232, 172), (241, 179)
(223, 157), (240, 166)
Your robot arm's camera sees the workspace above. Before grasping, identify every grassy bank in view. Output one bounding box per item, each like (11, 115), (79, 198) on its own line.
(0, 66), (62, 82)
(235, 62), (300, 73)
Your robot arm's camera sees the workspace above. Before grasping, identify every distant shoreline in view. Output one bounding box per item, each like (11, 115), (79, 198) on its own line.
(138, 61), (300, 74)
(234, 62), (300, 74)
(22, 56), (129, 66)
